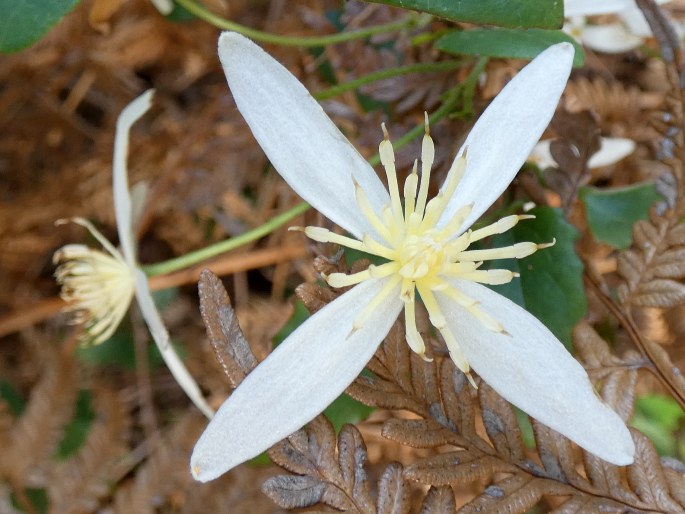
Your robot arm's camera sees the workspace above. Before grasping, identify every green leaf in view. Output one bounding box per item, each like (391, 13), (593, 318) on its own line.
(515, 407), (535, 448)
(76, 325), (138, 369)
(12, 487), (48, 514)
(167, 2), (196, 22)
(324, 394), (374, 432)
(580, 183), (662, 249)
(273, 300), (310, 346)
(636, 394), (684, 431)
(366, 0), (563, 29)
(437, 28), (585, 67)
(0, 380), (25, 416)
(55, 390), (95, 460)
(632, 395), (684, 456)
(0, 0), (81, 53)
(488, 207), (587, 347)
(76, 288), (177, 369)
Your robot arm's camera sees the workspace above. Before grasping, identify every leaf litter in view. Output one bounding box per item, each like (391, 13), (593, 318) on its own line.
(3, 0), (685, 512)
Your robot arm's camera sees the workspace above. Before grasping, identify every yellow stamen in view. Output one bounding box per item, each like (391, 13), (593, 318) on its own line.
(53, 226), (135, 346)
(301, 119), (554, 387)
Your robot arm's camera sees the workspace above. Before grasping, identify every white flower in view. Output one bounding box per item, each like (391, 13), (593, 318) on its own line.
(530, 136), (636, 170)
(54, 222), (136, 346)
(190, 33), (635, 482)
(54, 91), (213, 419)
(564, 0), (672, 53)
(150, 0), (173, 15)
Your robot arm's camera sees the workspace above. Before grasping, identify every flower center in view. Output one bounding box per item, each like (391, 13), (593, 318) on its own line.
(398, 232), (443, 280)
(299, 116), (552, 380)
(54, 218), (136, 346)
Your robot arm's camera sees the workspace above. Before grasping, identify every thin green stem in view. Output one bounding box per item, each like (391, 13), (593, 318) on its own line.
(174, 0), (421, 47)
(373, 56), (487, 166)
(314, 60), (463, 101)
(142, 202), (309, 276)
(143, 58), (487, 277)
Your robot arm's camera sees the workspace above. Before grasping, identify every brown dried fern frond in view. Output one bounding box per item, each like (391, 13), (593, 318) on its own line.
(348, 312), (685, 513)
(617, 1), (685, 310)
(572, 322), (643, 421)
(565, 77), (650, 136)
(112, 411), (206, 514)
(197, 267), (685, 512)
(264, 417), (411, 512)
(583, 0), (685, 412)
(0, 337), (78, 485)
(47, 384), (131, 514)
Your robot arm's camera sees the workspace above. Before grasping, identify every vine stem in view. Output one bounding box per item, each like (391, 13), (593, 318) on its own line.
(314, 60), (463, 101)
(174, 0), (425, 47)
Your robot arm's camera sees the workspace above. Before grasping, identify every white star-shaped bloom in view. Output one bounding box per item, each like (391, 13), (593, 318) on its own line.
(190, 33), (635, 482)
(54, 91), (213, 419)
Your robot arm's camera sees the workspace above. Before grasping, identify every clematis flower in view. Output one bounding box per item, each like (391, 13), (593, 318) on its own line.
(54, 91), (213, 419)
(564, 0), (672, 53)
(190, 33), (635, 482)
(530, 136), (636, 170)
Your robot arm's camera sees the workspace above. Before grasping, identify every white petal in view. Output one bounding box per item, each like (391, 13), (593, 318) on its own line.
(588, 137), (636, 167)
(438, 43), (573, 233)
(529, 137), (635, 169)
(436, 279), (635, 466)
(150, 0), (173, 15)
(564, 0), (637, 17)
(563, 17), (588, 43)
(133, 269), (214, 419)
(191, 277), (403, 482)
(113, 90), (154, 267)
(218, 32), (388, 239)
(619, 8), (654, 37)
(528, 140), (557, 169)
(581, 24), (644, 53)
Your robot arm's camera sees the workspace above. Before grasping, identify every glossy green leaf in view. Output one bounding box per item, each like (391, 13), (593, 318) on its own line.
(55, 390), (95, 460)
(488, 207), (587, 347)
(0, 0), (81, 53)
(367, 0), (563, 29)
(580, 183), (661, 249)
(437, 28), (585, 67)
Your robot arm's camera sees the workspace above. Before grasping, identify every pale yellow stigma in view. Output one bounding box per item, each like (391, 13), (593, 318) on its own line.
(53, 218), (135, 345)
(302, 116), (554, 382)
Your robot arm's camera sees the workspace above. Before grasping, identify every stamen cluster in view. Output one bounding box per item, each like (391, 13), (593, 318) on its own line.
(53, 218), (135, 345)
(303, 116), (552, 379)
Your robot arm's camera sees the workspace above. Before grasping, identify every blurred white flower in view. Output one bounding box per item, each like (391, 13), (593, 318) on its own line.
(54, 221), (135, 346)
(530, 136), (636, 169)
(565, 0), (672, 53)
(54, 91), (213, 419)
(190, 33), (636, 482)
(150, 0), (173, 15)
